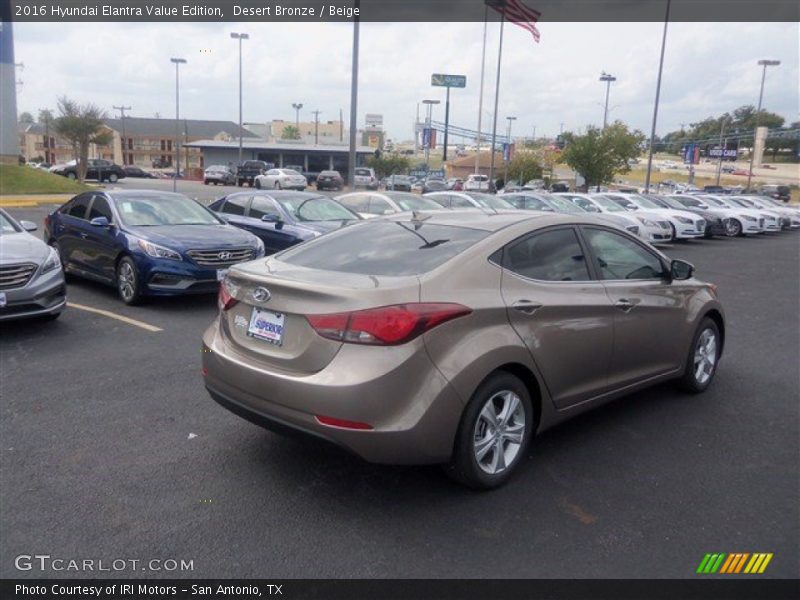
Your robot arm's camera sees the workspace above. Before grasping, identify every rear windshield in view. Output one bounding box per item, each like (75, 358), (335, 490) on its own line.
(278, 221), (489, 276)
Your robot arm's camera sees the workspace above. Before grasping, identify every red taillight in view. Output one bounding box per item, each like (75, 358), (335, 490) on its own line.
(218, 284), (238, 311)
(315, 415), (373, 430)
(306, 303), (471, 346)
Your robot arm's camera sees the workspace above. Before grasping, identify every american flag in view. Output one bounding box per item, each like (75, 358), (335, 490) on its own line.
(489, 0), (541, 43)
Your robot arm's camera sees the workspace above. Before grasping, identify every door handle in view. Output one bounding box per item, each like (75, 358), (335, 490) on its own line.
(615, 298), (635, 312)
(79, 232), (88, 239)
(511, 300), (542, 315)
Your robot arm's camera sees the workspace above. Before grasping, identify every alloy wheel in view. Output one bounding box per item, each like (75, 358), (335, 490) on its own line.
(725, 220), (741, 237)
(693, 329), (717, 385)
(117, 261), (137, 302)
(473, 390), (526, 475)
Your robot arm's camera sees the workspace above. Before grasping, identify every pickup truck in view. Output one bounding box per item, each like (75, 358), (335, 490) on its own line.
(236, 160), (272, 187)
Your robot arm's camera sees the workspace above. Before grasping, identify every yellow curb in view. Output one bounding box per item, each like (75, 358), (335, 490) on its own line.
(0, 194), (73, 207)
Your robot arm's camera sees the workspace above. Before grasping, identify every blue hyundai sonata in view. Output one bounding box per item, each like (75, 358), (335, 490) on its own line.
(207, 191), (360, 255)
(44, 190), (265, 304)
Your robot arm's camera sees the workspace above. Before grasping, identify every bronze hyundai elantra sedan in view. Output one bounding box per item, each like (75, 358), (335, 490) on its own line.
(202, 212), (725, 488)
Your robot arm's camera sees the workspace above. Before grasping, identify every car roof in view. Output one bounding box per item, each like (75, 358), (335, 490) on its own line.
(105, 190), (191, 200)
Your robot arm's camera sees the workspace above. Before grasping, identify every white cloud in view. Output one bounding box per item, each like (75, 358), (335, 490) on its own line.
(13, 20), (799, 141)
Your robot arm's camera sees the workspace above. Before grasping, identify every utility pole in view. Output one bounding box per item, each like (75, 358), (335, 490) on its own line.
(113, 105), (131, 165)
(312, 110), (321, 145)
(339, 108), (343, 141)
(39, 109), (52, 163)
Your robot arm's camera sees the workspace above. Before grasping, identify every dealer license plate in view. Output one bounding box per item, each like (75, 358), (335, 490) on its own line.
(247, 308), (285, 345)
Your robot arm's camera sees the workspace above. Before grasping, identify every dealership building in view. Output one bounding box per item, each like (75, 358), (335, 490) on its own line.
(183, 139), (375, 178)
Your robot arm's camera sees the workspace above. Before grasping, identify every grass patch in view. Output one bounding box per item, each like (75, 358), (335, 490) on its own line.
(0, 165), (91, 195)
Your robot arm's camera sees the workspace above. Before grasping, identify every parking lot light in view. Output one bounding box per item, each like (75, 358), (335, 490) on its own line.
(599, 71), (616, 128)
(230, 33), (249, 167)
(746, 59), (781, 190)
(170, 57), (187, 192)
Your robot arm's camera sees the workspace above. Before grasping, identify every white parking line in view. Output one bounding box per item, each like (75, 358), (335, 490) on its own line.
(67, 302), (163, 333)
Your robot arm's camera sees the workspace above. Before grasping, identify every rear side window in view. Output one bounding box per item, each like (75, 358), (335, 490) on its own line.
(278, 221), (489, 276)
(221, 195), (249, 216)
(504, 228), (591, 282)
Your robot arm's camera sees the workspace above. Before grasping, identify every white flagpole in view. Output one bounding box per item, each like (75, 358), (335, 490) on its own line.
(475, 4), (489, 174)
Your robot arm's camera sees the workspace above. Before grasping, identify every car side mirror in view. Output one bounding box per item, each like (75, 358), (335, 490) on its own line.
(261, 214), (281, 223)
(670, 259), (694, 280)
(90, 216), (110, 227)
(20, 220), (38, 232)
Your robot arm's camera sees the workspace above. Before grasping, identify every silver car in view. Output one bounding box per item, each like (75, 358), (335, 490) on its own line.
(0, 208), (66, 321)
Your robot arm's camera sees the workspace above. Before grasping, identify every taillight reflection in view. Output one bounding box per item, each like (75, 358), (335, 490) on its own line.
(218, 283), (238, 311)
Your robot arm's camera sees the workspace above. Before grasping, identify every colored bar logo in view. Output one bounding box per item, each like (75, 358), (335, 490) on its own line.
(696, 553), (773, 574)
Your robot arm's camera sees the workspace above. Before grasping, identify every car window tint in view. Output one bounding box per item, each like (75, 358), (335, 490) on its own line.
(249, 196), (282, 220)
(221, 195), (249, 216)
(368, 197), (392, 215)
(504, 228), (591, 282)
(451, 196), (473, 208)
(88, 196), (113, 221)
(427, 195), (450, 207)
(583, 228), (666, 280)
(279, 222), (489, 276)
(66, 195), (91, 219)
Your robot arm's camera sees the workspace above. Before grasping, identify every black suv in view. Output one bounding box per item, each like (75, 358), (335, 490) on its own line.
(52, 159), (127, 183)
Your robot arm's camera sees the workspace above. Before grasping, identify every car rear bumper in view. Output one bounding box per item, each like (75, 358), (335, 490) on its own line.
(0, 268), (66, 321)
(202, 321), (464, 465)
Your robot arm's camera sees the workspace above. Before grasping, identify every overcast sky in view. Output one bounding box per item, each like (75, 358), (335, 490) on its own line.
(13, 20), (799, 141)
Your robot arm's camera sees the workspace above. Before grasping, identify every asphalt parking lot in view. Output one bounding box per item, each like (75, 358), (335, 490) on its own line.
(1, 202), (798, 580)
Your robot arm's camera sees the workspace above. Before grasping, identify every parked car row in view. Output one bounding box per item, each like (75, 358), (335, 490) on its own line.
(10, 183), (800, 488)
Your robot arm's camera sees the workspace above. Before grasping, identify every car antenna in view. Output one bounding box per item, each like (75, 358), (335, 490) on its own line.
(410, 211), (431, 230)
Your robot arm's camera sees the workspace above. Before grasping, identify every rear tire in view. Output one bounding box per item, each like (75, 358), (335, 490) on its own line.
(678, 317), (721, 394)
(445, 372), (534, 490)
(116, 256), (143, 305)
(108, 173), (118, 183)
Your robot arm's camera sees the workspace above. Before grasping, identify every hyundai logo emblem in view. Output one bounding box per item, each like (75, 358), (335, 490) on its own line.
(252, 287), (271, 303)
(218, 251), (233, 261)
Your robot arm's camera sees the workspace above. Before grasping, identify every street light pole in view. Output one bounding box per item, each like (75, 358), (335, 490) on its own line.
(170, 57), (186, 193)
(312, 110), (321, 145)
(113, 105), (131, 165)
(644, 0), (671, 193)
(715, 117), (730, 186)
(347, 0), (360, 189)
(746, 59), (781, 190)
(230, 32), (249, 167)
(292, 102), (304, 130)
(599, 72), (616, 128)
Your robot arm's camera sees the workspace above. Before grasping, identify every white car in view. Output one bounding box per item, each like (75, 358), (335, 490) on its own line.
(335, 191), (444, 219)
(601, 193), (706, 241)
(353, 167), (378, 190)
(424, 191), (515, 211)
(557, 193), (671, 245)
(254, 169), (307, 191)
(666, 195), (747, 237)
(730, 196), (797, 230)
(700, 195), (766, 236)
(464, 174), (491, 192)
(748, 195), (800, 228)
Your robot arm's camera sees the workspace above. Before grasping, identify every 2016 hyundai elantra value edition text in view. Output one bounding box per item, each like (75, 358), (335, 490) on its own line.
(202, 212), (725, 489)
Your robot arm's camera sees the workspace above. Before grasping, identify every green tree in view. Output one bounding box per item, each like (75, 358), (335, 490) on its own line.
(366, 155), (411, 178)
(53, 97), (113, 182)
(18, 112), (34, 124)
(281, 125), (301, 140)
(506, 152), (543, 184)
(561, 122), (645, 190)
